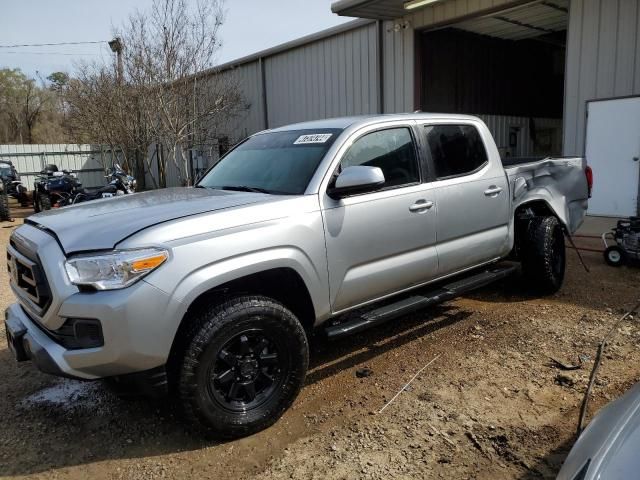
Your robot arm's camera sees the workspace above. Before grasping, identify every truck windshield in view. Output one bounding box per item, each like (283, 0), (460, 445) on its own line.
(197, 129), (342, 195)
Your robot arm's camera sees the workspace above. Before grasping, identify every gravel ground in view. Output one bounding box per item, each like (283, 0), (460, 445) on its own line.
(0, 205), (639, 479)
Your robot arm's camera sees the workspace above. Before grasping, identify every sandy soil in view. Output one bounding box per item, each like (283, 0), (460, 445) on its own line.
(0, 204), (639, 480)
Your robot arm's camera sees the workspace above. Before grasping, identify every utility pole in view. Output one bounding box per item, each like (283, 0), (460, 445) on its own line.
(108, 37), (123, 83)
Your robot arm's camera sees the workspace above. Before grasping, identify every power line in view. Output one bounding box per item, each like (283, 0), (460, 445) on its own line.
(0, 40), (108, 48)
(0, 51), (102, 56)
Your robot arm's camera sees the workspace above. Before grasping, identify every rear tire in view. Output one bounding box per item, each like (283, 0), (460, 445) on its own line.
(177, 295), (308, 439)
(604, 246), (625, 267)
(0, 193), (10, 221)
(520, 216), (566, 295)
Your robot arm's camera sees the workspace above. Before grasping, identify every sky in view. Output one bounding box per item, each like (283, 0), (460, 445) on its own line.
(0, 0), (354, 79)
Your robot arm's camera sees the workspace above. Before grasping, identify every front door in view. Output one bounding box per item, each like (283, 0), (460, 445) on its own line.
(586, 97), (640, 217)
(321, 124), (439, 313)
(420, 122), (510, 276)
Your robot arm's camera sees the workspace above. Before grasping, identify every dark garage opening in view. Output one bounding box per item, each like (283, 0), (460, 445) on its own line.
(417, 1), (568, 158)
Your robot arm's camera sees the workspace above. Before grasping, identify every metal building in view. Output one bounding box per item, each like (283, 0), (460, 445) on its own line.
(212, 0), (640, 217)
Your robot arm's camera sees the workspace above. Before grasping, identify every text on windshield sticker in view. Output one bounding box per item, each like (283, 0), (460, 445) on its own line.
(293, 133), (333, 145)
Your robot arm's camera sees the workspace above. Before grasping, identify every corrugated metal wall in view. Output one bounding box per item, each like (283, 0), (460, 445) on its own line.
(212, 21), (379, 141)
(0, 144), (115, 189)
(212, 0), (568, 156)
(382, 22), (414, 113)
(564, 0), (640, 155)
(264, 22), (379, 128)
(216, 62), (266, 140)
(479, 115), (563, 156)
(213, 1), (536, 138)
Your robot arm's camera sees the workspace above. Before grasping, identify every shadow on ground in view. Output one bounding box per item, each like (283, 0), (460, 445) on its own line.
(517, 436), (575, 479)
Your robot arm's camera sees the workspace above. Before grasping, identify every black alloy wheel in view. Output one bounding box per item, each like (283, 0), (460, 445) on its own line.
(208, 329), (287, 412)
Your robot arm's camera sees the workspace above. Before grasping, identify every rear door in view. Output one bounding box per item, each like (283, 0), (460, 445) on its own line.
(321, 122), (439, 313)
(420, 121), (510, 276)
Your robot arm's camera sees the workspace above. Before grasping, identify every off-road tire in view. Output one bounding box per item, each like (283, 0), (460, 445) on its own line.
(18, 191), (29, 207)
(520, 216), (565, 295)
(39, 193), (52, 211)
(604, 246), (626, 267)
(0, 193), (10, 221)
(32, 191), (40, 213)
(177, 295), (309, 439)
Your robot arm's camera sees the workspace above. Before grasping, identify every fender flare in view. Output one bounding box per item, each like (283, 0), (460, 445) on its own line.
(163, 246), (329, 334)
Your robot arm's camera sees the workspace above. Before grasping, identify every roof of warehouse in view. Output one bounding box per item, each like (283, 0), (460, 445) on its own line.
(206, 0), (568, 77)
(208, 18), (374, 74)
(454, 0), (568, 41)
(331, 0), (408, 20)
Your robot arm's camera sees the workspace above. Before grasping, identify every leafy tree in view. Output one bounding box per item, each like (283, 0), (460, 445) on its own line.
(0, 68), (58, 143)
(47, 72), (70, 91)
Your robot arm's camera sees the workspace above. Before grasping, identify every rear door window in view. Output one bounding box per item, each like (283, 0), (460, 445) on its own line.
(341, 127), (420, 188)
(424, 125), (488, 179)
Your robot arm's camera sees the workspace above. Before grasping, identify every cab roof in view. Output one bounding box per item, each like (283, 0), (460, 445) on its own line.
(263, 113), (482, 134)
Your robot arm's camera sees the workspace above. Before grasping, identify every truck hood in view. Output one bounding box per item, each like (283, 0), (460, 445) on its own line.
(27, 187), (273, 254)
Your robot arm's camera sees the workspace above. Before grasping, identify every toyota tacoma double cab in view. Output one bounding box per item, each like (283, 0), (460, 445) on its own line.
(4, 114), (591, 438)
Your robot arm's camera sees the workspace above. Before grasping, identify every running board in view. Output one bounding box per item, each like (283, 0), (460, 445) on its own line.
(325, 264), (517, 339)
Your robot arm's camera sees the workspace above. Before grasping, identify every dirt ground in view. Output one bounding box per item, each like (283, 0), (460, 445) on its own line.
(1, 204), (639, 480)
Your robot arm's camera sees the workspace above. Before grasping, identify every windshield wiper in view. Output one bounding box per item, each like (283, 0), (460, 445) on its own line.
(219, 185), (272, 194)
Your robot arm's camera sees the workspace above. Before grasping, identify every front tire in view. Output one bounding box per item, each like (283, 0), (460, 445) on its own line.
(33, 191), (40, 213)
(520, 216), (566, 295)
(39, 193), (52, 211)
(0, 193), (10, 221)
(177, 296), (309, 439)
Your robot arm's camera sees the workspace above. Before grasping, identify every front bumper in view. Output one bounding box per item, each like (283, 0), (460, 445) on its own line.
(5, 305), (71, 378)
(5, 279), (180, 380)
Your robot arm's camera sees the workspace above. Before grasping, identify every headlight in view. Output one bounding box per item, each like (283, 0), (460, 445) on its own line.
(64, 248), (168, 290)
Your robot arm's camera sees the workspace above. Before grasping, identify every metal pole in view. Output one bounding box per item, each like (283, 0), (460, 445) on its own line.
(108, 38), (123, 83)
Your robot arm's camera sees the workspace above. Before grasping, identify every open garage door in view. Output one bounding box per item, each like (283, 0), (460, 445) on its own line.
(417, 1), (567, 158)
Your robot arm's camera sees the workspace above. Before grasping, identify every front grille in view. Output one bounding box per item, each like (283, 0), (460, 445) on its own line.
(7, 240), (51, 314)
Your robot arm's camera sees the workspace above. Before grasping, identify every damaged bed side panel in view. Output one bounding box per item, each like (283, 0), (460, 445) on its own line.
(506, 157), (590, 234)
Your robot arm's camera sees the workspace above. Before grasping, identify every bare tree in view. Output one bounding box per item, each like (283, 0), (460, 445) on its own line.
(66, 0), (243, 188)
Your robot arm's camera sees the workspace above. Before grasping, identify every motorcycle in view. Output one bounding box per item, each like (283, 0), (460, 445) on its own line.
(58, 164), (137, 206)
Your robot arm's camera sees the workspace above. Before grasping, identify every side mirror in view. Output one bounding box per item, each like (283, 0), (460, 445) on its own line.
(327, 166), (385, 199)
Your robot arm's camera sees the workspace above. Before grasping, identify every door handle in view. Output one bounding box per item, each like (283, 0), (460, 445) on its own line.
(409, 200), (434, 212)
(484, 186), (503, 196)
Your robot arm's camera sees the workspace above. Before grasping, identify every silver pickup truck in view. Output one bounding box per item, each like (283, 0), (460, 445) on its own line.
(5, 114), (591, 438)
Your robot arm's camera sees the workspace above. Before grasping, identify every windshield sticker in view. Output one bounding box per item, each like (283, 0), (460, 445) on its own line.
(293, 133), (333, 145)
